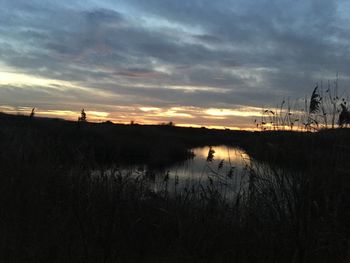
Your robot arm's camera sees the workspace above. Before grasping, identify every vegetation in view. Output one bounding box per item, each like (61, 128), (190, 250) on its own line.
(0, 112), (350, 262)
(257, 77), (350, 131)
(29, 107), (35, 119)
(78, 108), (87, 122)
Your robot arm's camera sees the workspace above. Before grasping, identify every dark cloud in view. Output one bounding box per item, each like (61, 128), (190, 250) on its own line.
(1, 0), (350, 127)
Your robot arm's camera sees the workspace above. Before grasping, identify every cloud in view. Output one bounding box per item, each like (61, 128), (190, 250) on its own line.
(1, 0), (350, 128)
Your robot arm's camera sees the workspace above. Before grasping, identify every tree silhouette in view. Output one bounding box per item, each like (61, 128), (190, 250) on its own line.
(78, 108), (87, 122)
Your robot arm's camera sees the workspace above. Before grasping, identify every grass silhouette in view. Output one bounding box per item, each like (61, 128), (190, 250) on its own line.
(0, 112), (349, 262)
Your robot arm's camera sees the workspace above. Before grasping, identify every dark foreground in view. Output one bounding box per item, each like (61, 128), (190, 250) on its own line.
(1, 113), (350, 262)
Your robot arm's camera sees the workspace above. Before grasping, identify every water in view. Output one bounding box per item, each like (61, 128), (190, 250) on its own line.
(92, 145), (252, 197)
(149, 145), (251, 197)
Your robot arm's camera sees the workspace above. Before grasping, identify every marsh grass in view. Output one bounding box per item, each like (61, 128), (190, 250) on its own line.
(257, 77), (350, 131)
(0, 113), (349, 262)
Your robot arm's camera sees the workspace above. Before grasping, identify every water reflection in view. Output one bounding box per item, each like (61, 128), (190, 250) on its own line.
(150, 145), (251, 197)
(91, 145), (251, 198)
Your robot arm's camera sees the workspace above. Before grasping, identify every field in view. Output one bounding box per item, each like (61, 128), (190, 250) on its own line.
(1, 112), (350, 262)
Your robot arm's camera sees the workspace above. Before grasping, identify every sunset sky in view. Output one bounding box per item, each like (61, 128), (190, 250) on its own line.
(1, 0), (350, 129)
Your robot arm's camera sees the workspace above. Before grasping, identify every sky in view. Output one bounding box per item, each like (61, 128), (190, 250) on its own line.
(1, 0), (350, 129)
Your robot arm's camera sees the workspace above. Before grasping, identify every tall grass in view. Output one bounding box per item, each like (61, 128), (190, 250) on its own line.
(0, 113), (349, 262)
(257, 76), (349, 131)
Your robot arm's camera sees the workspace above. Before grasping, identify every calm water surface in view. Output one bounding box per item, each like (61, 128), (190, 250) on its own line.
(92, 145), (252, 197)
(150, 145), (251, 195)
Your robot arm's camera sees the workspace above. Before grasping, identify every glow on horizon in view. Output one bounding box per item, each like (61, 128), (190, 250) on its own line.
(0, 104), (260, 130)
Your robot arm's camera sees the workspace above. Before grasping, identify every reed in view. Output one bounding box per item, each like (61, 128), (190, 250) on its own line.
(0, 112), (349, 262)
(257, 76), (349, 131)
